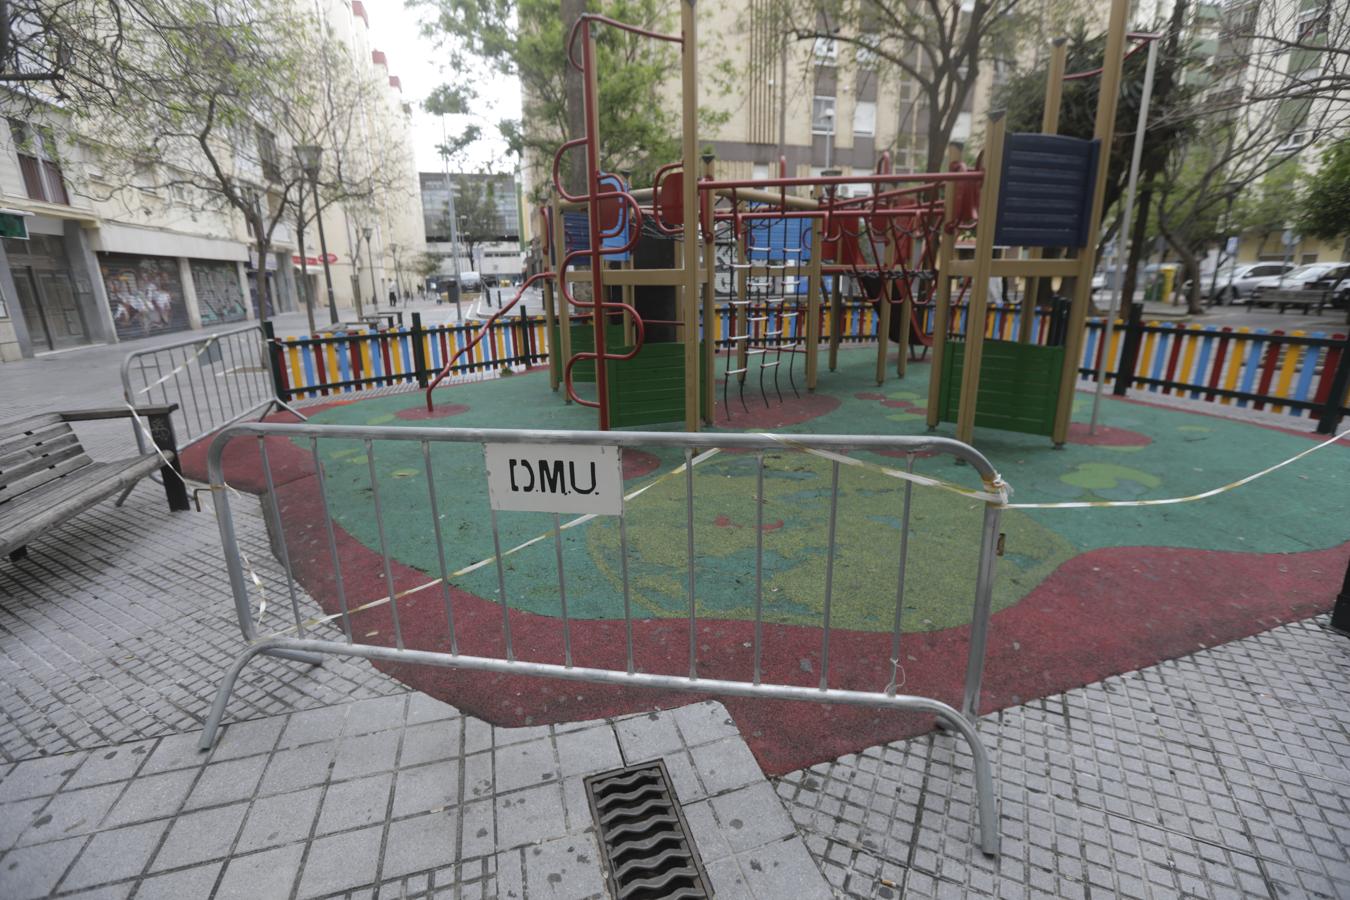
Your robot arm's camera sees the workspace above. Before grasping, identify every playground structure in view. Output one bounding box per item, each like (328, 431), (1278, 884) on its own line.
(424, 0), (1143, 447)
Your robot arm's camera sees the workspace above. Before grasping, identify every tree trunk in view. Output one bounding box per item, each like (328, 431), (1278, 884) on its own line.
(1160, 224), (1203, 315)
(1120, 186), (1153, 308)
(255, 233), (272, 323)
(561, 0), (588, 195)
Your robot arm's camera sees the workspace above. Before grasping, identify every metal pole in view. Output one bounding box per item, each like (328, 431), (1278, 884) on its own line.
(312, 175), (339, 325)
(1089, 38), (1157, 436)
(441, 119), (464, 323)
(297, 186), (315, 333)
(366, 233), (378, 311)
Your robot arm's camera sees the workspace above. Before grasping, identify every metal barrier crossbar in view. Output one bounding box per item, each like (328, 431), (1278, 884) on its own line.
(120, 324), (306, 453)
(200, 423), (1007, 856)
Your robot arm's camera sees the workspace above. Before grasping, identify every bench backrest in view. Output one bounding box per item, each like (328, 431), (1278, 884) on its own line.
(0, 415), (94, 506)
(1264, 289), (1324, 300)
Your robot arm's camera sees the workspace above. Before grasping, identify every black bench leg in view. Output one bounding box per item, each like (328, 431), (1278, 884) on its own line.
(147, 412), (191, 512)
(8, 547), (27, 563)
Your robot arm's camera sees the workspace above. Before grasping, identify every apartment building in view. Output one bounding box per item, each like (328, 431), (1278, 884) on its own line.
(0, 0), (422, 361)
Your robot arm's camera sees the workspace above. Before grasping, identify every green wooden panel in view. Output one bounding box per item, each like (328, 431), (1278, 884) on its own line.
(549, 322), (625, 384)
(607, 342), (709, 427)
(937, 339), (1063, 437)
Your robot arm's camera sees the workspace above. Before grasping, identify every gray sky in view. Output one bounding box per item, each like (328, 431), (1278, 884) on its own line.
(365, 1), (521, 175)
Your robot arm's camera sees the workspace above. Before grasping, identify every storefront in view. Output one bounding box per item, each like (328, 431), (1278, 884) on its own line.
(190, 259), (248, 326)
(99, 252), (191, 340)
(4, 234), (90, 352)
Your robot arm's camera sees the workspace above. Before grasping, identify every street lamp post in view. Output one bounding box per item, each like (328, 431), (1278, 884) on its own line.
(362, 225), (378, 311)
(296, 144), (338, 325)
(295, 174), (315, 332)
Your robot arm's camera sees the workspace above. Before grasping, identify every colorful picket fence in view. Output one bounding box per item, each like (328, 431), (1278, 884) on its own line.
(267, 305), (1349, 427)
(1081, 319), (1349, 420)
(273, 315), (548, 400)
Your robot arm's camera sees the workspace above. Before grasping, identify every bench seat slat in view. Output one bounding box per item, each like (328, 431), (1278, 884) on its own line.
(0, 414), (62, 445)
(0, 454), (162, 557)
(0, 420), (74, 459)
(0, 428), (83, 470)
(0, 441), (91, 489)
(0, 450), (99, 501)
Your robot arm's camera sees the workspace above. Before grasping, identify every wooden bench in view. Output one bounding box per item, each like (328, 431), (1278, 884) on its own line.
(1249, 289), (1330, 314)
(1, 406), (190, 562)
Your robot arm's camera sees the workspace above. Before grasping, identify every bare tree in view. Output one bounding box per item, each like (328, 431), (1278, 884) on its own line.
(761, 0), (1027, 172)
(3, 0), (413, 323)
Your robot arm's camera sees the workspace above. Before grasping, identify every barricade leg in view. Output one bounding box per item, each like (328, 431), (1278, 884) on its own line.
(199, 639), (323, 751)
(932, 705), (1002, 857)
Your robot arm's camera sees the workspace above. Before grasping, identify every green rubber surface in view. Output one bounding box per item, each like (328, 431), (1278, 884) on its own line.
(302, 349), (1349, 633)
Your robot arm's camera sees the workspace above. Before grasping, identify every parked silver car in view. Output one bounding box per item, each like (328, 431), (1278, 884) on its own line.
(1248, 262), (1344, 305)
(1303, 263), (1350, 309)
(1200, 262), (1294, 304)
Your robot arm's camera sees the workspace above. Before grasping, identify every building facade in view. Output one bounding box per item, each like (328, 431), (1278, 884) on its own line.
(420, 171), (524, 286)
(0, 0), (422, 361)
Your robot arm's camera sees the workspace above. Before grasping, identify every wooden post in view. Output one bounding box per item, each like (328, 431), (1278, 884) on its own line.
(260, 320), (291, 403)
(1022, 37), (1069, 345)
(1053, 0), (1129, 445)
(680, 0), (701, 431)
(1112, 301), (1144, 396)
(828, 269), (843, 371)
(542, 235), (560, 391)
(410, 312), (429, 388)
(925, 181), (958, 429)
(806, 205), (823, 391)
(955, 113), (1008, 445)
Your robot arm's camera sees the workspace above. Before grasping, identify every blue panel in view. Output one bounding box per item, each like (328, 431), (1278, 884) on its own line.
(994, 133), (1099, 249)
(561, 172), (632, 260)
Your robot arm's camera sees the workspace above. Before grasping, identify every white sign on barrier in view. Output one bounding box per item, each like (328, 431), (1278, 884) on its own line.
(484, 443), (623, 516)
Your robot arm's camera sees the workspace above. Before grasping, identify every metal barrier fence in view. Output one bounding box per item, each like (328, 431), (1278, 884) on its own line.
(120, 323), (303, 453)
(199, 423), (1009, 856)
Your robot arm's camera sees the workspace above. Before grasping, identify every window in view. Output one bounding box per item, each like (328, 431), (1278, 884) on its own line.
(752, 163), (770, 181)
(1276, 129), (1311, 153)
(813, 36), (838, 62)
(853, 100), (876, 136)
(951, 112), (973, 143)
(255, 126), (282, 183)
(856, 35), (880, 69)
(812, 96), (836, 134)
(1295, 5), (1327, 41)
(7, 119), (69, 205)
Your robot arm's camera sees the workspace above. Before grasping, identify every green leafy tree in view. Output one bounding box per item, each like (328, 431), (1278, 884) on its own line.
(1295, 138), (1350, 247)
(999, 0), (1197, 306)
(416, 0), (727, 198)
(451, 178), (501, 271)
(1234, 160), (1298, 260)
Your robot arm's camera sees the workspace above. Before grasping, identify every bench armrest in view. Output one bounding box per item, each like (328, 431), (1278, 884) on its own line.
(58, 405), (179, 422)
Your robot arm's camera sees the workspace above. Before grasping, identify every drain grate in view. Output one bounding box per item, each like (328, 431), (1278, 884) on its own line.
(585, 760), (713, 899)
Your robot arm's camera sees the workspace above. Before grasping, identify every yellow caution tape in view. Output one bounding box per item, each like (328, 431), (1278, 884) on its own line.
(1004, 428), (1347, 510)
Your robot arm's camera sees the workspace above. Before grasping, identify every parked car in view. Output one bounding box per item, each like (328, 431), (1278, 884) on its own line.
(1248, 262), (1344, 305)
(1188, 262), (1294, 305)
(459, 271), (482, 292)
(1302, 263), (1350, 309)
